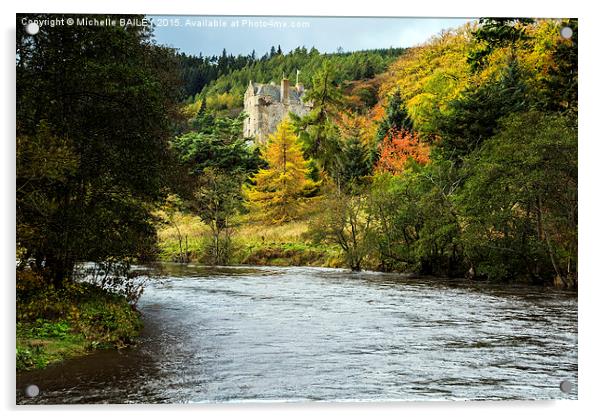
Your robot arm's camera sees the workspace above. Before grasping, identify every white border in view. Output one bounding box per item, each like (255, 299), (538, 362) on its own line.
(2, 1), (600, 418)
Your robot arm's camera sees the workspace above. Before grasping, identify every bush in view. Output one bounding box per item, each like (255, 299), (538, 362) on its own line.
(16, 270), (143, 370)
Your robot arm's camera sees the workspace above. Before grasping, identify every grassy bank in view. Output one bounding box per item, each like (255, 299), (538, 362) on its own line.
(16, 271), (142, 371)
(157, 212), (344, 267)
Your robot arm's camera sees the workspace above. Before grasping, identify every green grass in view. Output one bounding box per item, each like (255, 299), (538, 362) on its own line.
(16, 272), (142, 371)
(156, 212), (344, 267)
(16, 320), (87, 370)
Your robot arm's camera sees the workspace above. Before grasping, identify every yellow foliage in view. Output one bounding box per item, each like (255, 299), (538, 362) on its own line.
(378, 20), (568, 135)
(182, 100), (202, 119)
(244, 119), (315, 224)
(205, 92), (238, 110)
(379, 23), (475, 133)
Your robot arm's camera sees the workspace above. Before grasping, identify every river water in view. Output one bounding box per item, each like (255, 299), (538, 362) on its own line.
(16, 264), (578, 403)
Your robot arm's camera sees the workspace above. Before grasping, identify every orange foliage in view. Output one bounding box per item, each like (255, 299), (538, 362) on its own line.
(371, 103), (385, 121)
(376, 130), (430, 175)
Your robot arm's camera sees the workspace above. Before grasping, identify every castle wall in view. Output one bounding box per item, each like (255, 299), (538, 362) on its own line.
(243, 88), (311, 145)
(243, 94), (259, 138)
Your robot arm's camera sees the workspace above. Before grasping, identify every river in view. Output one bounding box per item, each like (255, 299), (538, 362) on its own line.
(16, 264), (578, 403)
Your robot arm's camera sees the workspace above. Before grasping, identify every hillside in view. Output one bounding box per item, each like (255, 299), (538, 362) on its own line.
(177, 46), (406, 111)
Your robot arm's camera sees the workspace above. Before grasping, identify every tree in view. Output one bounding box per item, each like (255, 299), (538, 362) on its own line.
(193, 169), (244, 265)
(368, 172), (424, 272)
(291, 62), (344, 173)
(376, 130), (430, 175)
(245, 119), (314, 224)
(332, 115), (373, 191)
(156, 194), (188, 263)
(333, 135), (372, 191)
(376, 88), (413, 142)
(171, 112), (263, 264)
(308, 184), (373, 271)
(16, 14), (181, 285)
(541, 19), (577, 113)
(435, 59), (529, 163)
(467, 18), (534, 71)
(172, 112), (263, 176)
(459, 111), (577, 285)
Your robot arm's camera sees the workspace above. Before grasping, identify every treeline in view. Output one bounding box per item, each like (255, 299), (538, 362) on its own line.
(178, 45), (405, 110)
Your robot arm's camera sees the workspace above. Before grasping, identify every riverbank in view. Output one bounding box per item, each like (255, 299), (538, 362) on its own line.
(156, 212), (578, 289)
(16, 271), (142, 371)
(157, 213), (345, 268)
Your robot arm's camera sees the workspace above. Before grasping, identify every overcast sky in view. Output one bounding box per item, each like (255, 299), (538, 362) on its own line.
(149, 16), (474, 57)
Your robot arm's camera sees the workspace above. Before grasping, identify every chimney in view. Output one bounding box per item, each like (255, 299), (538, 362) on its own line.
(280, 78), (289, 104)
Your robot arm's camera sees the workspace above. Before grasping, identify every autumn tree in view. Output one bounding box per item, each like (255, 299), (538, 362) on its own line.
(376, 130), (430, 175)
(245, 119), (314, 224)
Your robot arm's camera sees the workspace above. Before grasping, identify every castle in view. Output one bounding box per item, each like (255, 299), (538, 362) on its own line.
(243, 77), (312, 144)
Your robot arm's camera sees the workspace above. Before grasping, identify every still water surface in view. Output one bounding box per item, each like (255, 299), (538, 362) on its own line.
(17, 264), (578, 403)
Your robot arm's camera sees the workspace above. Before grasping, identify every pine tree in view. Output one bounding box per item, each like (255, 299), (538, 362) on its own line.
(334, 132), (372, 191)
(245, 119), (313, 223)
(376, 88), (413, 142)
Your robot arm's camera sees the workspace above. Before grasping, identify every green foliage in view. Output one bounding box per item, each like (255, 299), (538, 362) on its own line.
(540, 19), (577, 112)
(173, 112), (263, 176)
(197, 47), (405, 110)
(193, 168), (244, 264)
(368, 173), (422, 271)
(291, 62), (345, 173)
(376, 88), (414, 142)
(459, 111), (577, 284)
(16, 14), (181, 285)
(308, 184), (374, 271)
(333, 130), (373, 190)
(16, 270), (142, 371)
(171, 111), (264, 264)
(468, 18), (534, 71)
(435, 59), (530, 162)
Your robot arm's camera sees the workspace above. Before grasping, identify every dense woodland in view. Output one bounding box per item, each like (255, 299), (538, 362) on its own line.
(177, 46), (404, 109)
(169, 18), (578, 287)
(15, 15), (577, 369)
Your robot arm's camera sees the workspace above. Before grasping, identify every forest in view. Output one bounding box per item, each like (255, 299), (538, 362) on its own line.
(16, 15), (577, 370)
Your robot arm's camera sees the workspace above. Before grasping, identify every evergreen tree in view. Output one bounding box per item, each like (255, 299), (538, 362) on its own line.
(334, 133), (372, 191)
(245, 119), (313, 223)
(435, 58), (529, 162)
(291, 62), (344, 173)
(376, 88), (414, 142)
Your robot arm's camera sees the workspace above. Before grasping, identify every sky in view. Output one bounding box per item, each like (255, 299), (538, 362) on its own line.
(149, 16), (474, 57)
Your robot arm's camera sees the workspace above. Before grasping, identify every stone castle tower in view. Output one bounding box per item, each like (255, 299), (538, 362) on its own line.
(243, 77), (312, 144)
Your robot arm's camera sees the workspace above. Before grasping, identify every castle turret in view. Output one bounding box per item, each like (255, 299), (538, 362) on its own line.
(281, 78), (290, 104)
